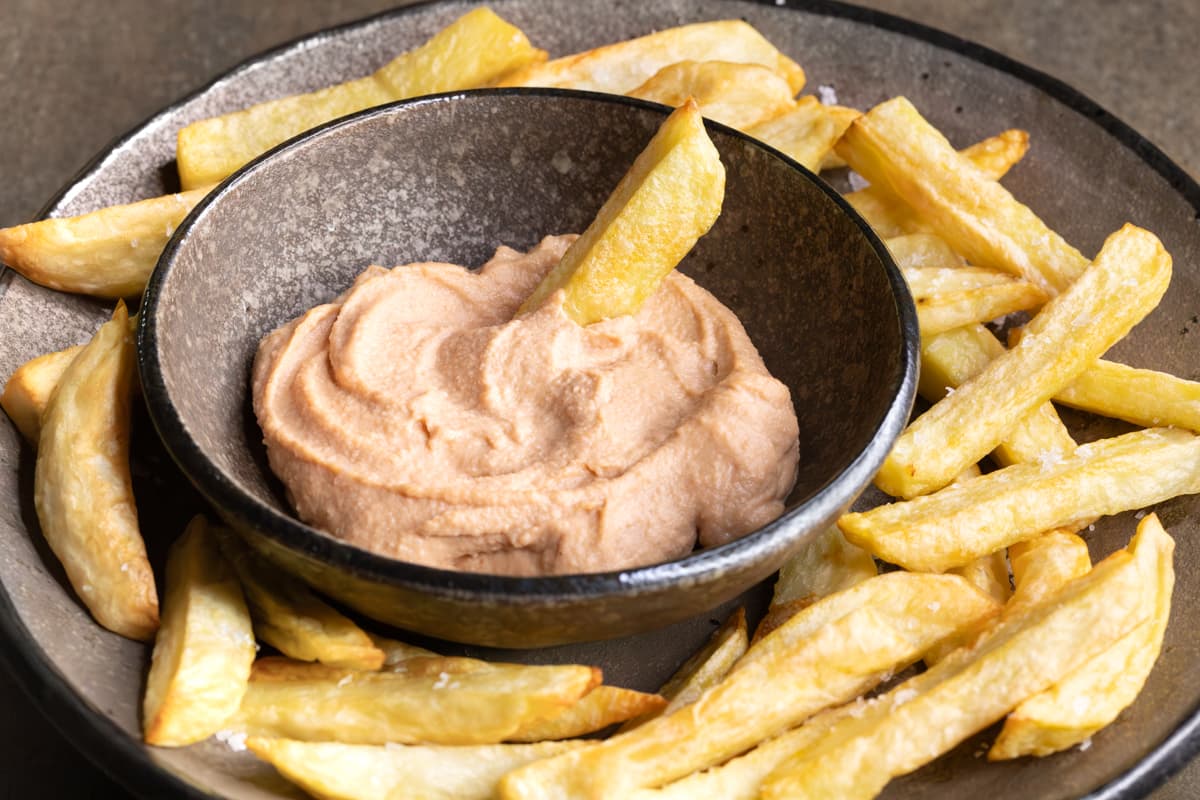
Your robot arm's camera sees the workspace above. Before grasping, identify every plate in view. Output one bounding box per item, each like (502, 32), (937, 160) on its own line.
(1, 1), (1198, 798)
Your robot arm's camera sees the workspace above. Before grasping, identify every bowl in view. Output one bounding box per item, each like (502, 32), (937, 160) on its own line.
(138, 88), (917, 648)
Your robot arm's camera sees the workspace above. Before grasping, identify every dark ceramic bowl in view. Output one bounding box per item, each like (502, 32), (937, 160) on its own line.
(138, 88), (917, 648)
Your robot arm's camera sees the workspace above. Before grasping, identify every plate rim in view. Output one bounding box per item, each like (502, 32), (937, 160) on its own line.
(1, 1), (1197, 797)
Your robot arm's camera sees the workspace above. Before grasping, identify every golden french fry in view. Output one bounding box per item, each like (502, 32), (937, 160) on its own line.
(918, 324), (1078, 467)
(507, 685), (666, 742)
(951, 550), (1011, 604)
(816, 104), (863, 170)
(904, 266), (1047, 336)
(845, 128), (1028, 237)
(746, 96), (860, 172)
(754, 527), (878, 641)
(1055, 359), (1200, 432)
(176, 8), (546, 189)
(628, 61), (796, 130)
(1007, 530), (1092, 613)
(838, 98), (1086, 294)
(0, 188), (209, 298)
(247, 737), (581, 800)
(499, 20), (805, 96)
(143, 516), (256, 746)
(991, 514), (1173, 759)
(518, 100), (724, 324)
(498, 573), (998, 800)
(760, 543), (1149, 800)
(884, 232), (966, 270)
(232, 657), (599, 745)
(2, 344), (83, 442)
(619, 609), (749, 733)
(369, 634), (440, 665)
(876, 224), (1171, 498)
(33, 303), (157, 640)
(214, 530), (384, 670)
(842, 428), (1200, 572)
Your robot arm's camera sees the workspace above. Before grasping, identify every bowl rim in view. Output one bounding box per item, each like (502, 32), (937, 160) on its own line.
(137, 86), (919, 603)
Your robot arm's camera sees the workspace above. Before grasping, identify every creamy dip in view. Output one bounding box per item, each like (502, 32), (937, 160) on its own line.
(252, 235), (799, 575)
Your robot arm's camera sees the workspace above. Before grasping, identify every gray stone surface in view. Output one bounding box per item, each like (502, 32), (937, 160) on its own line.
(0, 1), (1196, 798)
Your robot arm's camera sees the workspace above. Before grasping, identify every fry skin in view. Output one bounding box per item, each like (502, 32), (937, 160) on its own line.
(1, 344), (83, 442)
(629, 61), (797, 130)
(507, 685), (666, 742)
(33, 303), (157, 640)
(746, 96), (861, 172)
(143, 516), (255, 746)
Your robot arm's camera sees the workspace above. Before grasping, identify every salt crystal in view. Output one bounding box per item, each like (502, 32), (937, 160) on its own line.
(433, 671), (451, 690)
(927, 601), (941, 612)
(945, 386), (956, 396)
(1036, 450), (1063, 471)
(1079, 738), (1093, 752)
(1135, 510), (1147, 519)
(214, 730), (247, 752)
(337, 674), (353, 687)
(816, 84), (838, 105)
(847, 170), (869, 192)
(893, 688), (918, 705)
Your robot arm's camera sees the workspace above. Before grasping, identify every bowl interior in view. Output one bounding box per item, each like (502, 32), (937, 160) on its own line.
(143, 89), (911, 583)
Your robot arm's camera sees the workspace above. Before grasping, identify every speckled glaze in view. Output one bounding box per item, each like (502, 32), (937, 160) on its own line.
(1, 2), (1199, 800)
(140, 89), (915, 647)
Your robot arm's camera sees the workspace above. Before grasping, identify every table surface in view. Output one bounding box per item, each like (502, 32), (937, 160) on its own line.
(0, 1), (1197, 798)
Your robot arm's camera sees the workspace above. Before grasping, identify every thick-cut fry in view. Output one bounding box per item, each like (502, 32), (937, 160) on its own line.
(876, 224), (1171, 498)
(991, 514), (1174, 759)
(1056, 359), (1200, 432)
(143, 516), (256, 747)
(842, 427), (1200, 572)
(628, 61), (796, 130)
(755, 526), (877, 641)
(214, 530), (383, 670)
(839, 98), (1086, 294)
(33, 303), (157, 640)
(498, 573), (997, 800)
(1007, 530), (1092, 612)
(176, 8), (546, 189)
(619, 609), (749, 734)
(905, 266), (1047, 336)
(518, 100), (724, 324)
(760, 543), (1150, 800)
(885, 232), (965, 270)
(507, 686), (666, 742)
(232, 657), (599, 745)
(2, 345), (83, 442)
(918, 324), (1078, 467)
(499, 20), (805, 96)
(0, 188), (209, 298)
(248, 738), (581, 800)
(845, 129), (1028, 237)
(951, 550), (1011, 604)
(370, 634), (440, 665)
(746, 96), (860, 172)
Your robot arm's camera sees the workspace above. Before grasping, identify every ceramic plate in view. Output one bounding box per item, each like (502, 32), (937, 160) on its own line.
(1, 1), (1198, 798)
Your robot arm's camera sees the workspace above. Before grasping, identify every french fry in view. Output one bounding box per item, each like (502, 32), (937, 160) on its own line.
(369, 634), (440, 665)
(755, 526), (877, 641)
(232, 657), (599, 745)
(628, 61), (797, 130)
(619, 608), (749, 733)
(841, 427), (1200, 572)
(518, 100), (724, 324)
(950, 550), (1011, 604)
(247, 738), (582, 800)
(2, 344), (83, 442)
(498, 20), (805, 96)
(498, 573), (998, 800)
(507, 686), (666, 742)
(1006, 530), (1091, 612)
(176, 8), (546, 189)
(760, 539), (1151, 800)
(0, 187), (209, 298)
(918, 324), (1078, 467)
(904, 266), (1047, 336)
(33, 303), (157, 640)
(845, 129), (1028, 237)
(991, 514), (1173, 759)
(838, 98), (1086, 294)
(875, 224), (1171, 498)
(214, 530), (384, 670)
(1055, 358), (1200, 432)
(143, 516), (256, 746)
(884, 232), (965, 270)
(746, 96), (860, 172)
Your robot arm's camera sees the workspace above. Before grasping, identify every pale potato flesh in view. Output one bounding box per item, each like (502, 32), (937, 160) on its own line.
(629, 61), (797, 130)
(1, 344), (83, 442)
(176, 8), (546, 188)
(33, 303), (158, 640)
(875, 224), (1171, 498)
(143, 516), (256, 746)
(0, 187), (209, 298)
(518, 100), (725, 324)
